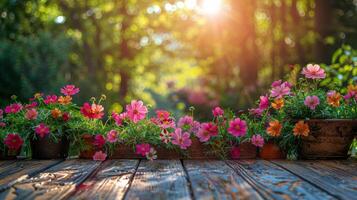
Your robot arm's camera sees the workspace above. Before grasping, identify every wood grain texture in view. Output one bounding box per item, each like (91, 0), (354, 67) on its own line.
(70, 159), (139, 200)
(0, 160), (62, 191)
(125, 160), (191, 200)
(273, 160), (357, 200)
(0, 159), (101, 200)
(318, 160), (357, 176)
(227, 160), (335, 200)
(184, 160), (263, 200)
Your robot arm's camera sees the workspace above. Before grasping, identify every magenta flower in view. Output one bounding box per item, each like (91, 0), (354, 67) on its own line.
(196, 122), (218, 142)
(0, 122), (6, 127)
(259, 95), (269, 110)
(304, 95), (320, 110)
(25, 108), (38, 120)
(126, 100), (148, 123)
(302, 64), (326, 79)
(271, 80), (283, 87)
(136, 143), (151, 156)
(4, 133), (23, 151)
(35, 123), (50, 138)
(270, 81), (291, 98)
(251, 134), (264, 147)
(44, 95), (58, 105)
(61, 85), (80, 96)
(228, 118), (247, 137)
(230, 146), (240, 159)
(248, 108), (263, 117)
(212, 106), (224, 117)
(93, 134), (106, 148)
(5, 103), (23, 114)
(112, 112), (123, 126)
(106, 130), (118, 143)
(171, 128), (192, 149)
(25, 102), (38, 109)
(177, 115), (200, 133)
(93, 151), (107, 161)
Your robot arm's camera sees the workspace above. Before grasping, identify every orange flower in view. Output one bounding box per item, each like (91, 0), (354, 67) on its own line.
(51, 108), (62, 119)
(347, 84), (357, 93)
(271, 98), (284, 110)
(327, 91), (341, 107)
(266, 120), (282, 137)
(293, 121), (309, 137)
(58, 96), (72, 105)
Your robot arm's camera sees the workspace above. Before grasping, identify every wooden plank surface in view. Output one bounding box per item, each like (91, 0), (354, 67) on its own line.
(0, 160), (16, 168)
(273, 160), (357, 200)
(70, 159), (139, 200)
(184, 160), (263, 200)
(0, 159), (101, 200)
(227, 160), (335, 200)
(0, 160), (61, 191)
(318, 160), (357, 176)
(125, 160), (191, 200)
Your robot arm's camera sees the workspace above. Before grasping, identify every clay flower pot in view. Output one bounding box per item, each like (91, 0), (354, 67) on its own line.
(31, 136), (69, 159)
(259, 141), (284, 159)
(300, 119), (357, 159)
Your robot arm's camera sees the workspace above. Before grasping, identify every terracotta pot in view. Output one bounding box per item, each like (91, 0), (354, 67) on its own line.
(0, 148), (20, 160)
(79, 134), (105, 159)
(187, 137), (218, 159)
(259, 141), (284, 159)
(300, 119), (357, 159)
(31, 136), (69, 159)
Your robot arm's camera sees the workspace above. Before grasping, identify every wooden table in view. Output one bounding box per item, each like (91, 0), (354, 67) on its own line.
(0, 159), (356, 200)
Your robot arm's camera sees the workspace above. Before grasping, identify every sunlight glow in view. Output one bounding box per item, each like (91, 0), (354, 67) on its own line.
(201, 0), (222, 15)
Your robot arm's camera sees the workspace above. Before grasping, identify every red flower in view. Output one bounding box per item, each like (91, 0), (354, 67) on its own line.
(61, 85), (80, 96)
(4, 133), (23, 151)
(35, 123), (50, 138)
(93, 134), (106, 148)
(5, 103), (23, 114)
(230, 146), (240, 159)
(44, 95), (58, 105)
(80, 103), (104, 119)
(62, 112), (70, 122)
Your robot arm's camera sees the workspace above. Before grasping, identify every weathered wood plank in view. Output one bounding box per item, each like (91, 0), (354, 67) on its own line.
(0, 160), (16, 168)
(318, 160), (357, 176)
(0, 160), (62, 191)
(125, 160), (191, 200)
(184, 160), (263, 200)
(273, 160), (357, 200)
(0, 159), (101, 200)
(227, 160), (335, 200)
(70, 159), (139, 200)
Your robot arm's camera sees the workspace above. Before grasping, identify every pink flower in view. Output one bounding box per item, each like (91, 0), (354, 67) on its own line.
(156, 110), (170, 120)
(0, 109), (3, 119)
(5, 103), (23, 114)
(249, 108), (263, 117)
(93, 151), (107, 161)
(146, 148), (157, 161)
(160, 129), (172, 144)
(136, 143), (151, 156)
(4, 133), (24, 151)
(0, 122), (6, 127)
(228, 118), (247, 137)
(44, 95), (58, 104)
(259, 95), (269, 110)
(25, 102), (38, 109)
(304, 95), (320, 110)
(159, 118), (176, 129)
(80, 103), (104, 119)
(302, 64), (326, 79)
(112, 112), (123, 126)
(106, 130), (118, 143)
(61, 85), (80, 96)
(126, 100), (148, 123)
(270, 81), (291, 98)
(25, 108), (38, 120)
(171, 128), (192, 149)
(35, 123), (50, 138)
(177, 116), (200, 133)
(93, 134), (106, 148)
(251, 134), (264, 147)
(212, 106), (224, 117)
(230, 146), (240, 159)
(196, 122), (218, 142)
(271, 80), (283, 87)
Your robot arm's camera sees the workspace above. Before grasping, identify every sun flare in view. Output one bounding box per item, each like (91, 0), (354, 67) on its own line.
(201, 0), (222, 15)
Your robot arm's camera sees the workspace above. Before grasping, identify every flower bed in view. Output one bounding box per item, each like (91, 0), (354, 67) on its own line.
(0, 63), (356, 160)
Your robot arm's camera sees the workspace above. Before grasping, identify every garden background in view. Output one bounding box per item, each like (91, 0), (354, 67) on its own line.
(1, 0), (356, 119)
